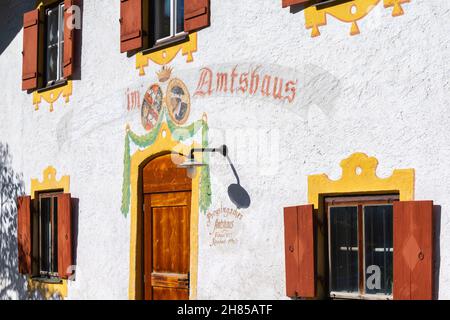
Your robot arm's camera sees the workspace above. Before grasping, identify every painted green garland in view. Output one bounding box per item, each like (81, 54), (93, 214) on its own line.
(121, 111), (211, 217)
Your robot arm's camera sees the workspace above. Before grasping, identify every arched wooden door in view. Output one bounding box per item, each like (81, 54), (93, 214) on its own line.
(143, 154), (192, 300)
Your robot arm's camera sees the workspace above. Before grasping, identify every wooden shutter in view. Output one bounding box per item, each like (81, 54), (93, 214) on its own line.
(22, 9), (40, 91)
(120, 0), (143, 53)
(393, 201), (434, 300)
(184, 0), (210, 33)
(282, 0), (310, 8)
(63, 0), (75, 78)
(17, 196), (32, 275)
(284, 204), (315, 298)
(57, 194), (73, 279)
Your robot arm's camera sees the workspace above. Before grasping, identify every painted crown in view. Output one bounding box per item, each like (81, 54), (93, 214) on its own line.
(156, 66), (173, 83)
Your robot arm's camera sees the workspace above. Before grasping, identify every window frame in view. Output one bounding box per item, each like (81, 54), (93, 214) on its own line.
(36, 190), (63, 281)
(150, 0), (187, 48)
(44, 1), (65, 87)
(325, 194), (399, 300)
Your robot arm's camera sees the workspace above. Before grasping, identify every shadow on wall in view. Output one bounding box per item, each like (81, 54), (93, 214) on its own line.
(0, 143), (62, 300)
(0, 0), (35, 55)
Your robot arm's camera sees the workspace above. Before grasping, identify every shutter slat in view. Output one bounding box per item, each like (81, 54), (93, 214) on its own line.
(394, 201), (434, 300)
(22, 9), (40, 91)
(57, 194), (73, 279)
(17, 196), (32, 275)
(63, 0), (76, 78)
(184, 0), (210, 33)
(120, 0), (143, 53)
(282, 0), (310, 8)
(284, 204), (316, 298)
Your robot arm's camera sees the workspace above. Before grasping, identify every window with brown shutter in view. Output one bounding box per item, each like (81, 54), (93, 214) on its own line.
(284, 204), (316, 298)
(22, 10), (40, 91)
(16, 192), (74, 282)
(22, 1), (80, 92)
(120, 0), (211, 54)
(17, 196), (32, 275)
(393, 201), (434, 300)
(283, 195), (436, 300)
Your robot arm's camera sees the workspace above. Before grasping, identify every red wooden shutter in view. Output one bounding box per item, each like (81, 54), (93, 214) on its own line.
(282, 0), (310, 8)
(120, 0), (143, 53)
(57, 194), (73, 279)
(284, 204), (315, 298)
(17, 196), (32, 275)
(184, 0), (210, 33)
(63, 0), (75, 78)
(22, 9), (40, 91)
(393, 201), (434, 300)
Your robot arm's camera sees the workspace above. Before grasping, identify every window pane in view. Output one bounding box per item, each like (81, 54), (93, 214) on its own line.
(52, 197), (58, 274)
(329, 206), (359, 294)
(46, 45), (58, 83)
(364, 205), (393, 296)
(40, 198), (51, 273)
(153, 0), (171, 41)
(59, 4), (65, 81)
(47, 8), (59, 46)
(176, 0), (184, 34)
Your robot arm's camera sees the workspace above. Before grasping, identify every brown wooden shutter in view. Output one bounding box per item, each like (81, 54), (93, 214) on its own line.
(63, 0), (75, 78)
(120, 0), (143, 53)
(184, 0), (210, 33)
(57, 193), (73, 279)
(282, 0), (310, 8)
(393, 201), (434, 300)
(284, 204), (316, 298)
(22, 9), (40, 91)
(17, 196), (32, 275)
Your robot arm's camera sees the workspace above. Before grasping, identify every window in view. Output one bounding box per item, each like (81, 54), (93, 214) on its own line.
(45, 2), (65, 86)
(325, 195), (397, 299)
(17, 193), (74, 281)
(22, 1), (77, 92)
(120, 0), (210, 54)
(151, 0), (185, 45)
(38, 192), (61, 279)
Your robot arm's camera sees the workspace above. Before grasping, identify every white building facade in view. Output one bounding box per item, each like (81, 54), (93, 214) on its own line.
(0, 0), (449, 300)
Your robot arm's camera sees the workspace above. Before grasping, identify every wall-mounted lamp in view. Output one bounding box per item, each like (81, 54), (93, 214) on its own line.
(179, 145), (251, 209)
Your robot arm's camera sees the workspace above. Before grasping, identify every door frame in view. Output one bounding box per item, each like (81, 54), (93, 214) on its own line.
(128, 123), (201, 300)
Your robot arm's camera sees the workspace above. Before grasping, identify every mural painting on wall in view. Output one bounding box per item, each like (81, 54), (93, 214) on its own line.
(289, 0), (410, 37)
(121, 65), (211, 217)
(207, 206), (245, 247)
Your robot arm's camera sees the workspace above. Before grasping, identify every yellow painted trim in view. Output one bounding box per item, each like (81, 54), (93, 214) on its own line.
(128, 122), (201, 300)
(304, 0), (410, 37)
(136, 33), (198, 76)
(308, 152), (415, 207)
(32, 81), (73, 112)
(29, 166), (70, 299)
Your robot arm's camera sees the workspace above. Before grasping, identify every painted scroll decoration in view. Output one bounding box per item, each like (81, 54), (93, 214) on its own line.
(136, 33), (198, 76)
(121, 66), (211, 217)
(303, 0), (410, 37)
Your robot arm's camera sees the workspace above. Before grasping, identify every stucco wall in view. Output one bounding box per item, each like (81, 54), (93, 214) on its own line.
(0, 0), (449, 299)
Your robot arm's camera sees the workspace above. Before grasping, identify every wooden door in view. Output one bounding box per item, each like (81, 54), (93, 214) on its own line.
(143, 154), (192, 300)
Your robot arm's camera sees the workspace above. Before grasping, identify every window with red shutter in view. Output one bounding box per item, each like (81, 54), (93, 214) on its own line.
(284, 204), (316, 298)
(393, 201), (434, 300)
(22, 9), (40, 91)
(63, 0), (75, 78)
(57, 193), (73, 280)
(17, 196), (32, 275)
(120, 0), (143, 53)
(184, 0), (210, 33)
